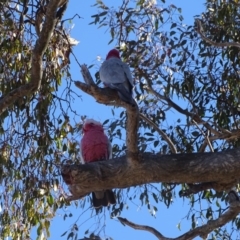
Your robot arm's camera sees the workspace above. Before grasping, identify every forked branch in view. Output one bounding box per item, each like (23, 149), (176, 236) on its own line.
(62, 149), (240, 200)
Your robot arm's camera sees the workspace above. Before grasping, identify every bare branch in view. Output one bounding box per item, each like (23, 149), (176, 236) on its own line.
(118, 217), (166, 240)
(192, 120), (214, 152)
(198, 140), (208, 153)
(138, 67), (221, 137)
(139, 113), (177, 153)
(195, 19), (240, 49)
(61, 148), (240, 199)
(0, 0), (60, 115)
(80, 64), (95, 85)
(118, 192), (240, 240)
(176, 191), (240, 240)
(143, 69), (240, 142)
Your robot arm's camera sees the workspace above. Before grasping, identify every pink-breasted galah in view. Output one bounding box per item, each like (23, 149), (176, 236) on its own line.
(99, 49), (134, 104)
(80, 119), (116, 208)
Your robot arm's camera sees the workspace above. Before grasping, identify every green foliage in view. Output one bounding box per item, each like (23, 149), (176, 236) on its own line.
(88, 0), (240, 238)
(0, 0), (80, 239)
(1, 0), (240, 239)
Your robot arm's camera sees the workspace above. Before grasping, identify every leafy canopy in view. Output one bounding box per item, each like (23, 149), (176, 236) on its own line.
(1, 0), (240, 239)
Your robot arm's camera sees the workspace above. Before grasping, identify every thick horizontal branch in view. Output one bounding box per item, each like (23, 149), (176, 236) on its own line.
(62, 148), (240, 198)
(0, 0), (60, 115)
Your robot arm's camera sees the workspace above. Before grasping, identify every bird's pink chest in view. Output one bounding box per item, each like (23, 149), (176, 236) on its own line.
(81, 130), (109, 163)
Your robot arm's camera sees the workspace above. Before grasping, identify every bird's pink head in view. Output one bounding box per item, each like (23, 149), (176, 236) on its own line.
(106, 49), (120, 60)
(83, 119), (103, 133)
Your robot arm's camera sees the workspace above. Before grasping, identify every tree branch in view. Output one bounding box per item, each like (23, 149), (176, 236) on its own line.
(195, 19), (240, 49)
(118, 217), (166, 239)
(61, 148), (240, 199)
(138, 67), (221, 137)
(179, 183), (216, 197)
(118, 191), (240, 240)
(176, 191), (240, 240)
(192, 120), (214, 152)
(76, 65), (139, 164)
(142, 67), (240, 142)
(139, 113), (177, 153)
(0, 0), (60, 115)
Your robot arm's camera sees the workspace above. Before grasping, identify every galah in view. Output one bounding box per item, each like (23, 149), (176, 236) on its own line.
(80, 119), (116, 208)
(99, 49), (134, 104)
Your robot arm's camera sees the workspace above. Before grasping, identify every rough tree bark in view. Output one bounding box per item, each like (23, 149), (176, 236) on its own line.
(62, 149), (240, 199)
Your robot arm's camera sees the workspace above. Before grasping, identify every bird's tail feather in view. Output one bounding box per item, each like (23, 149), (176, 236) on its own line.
(92, 190), (116, 208)
(109, 83), (134, 104)
(105, 189), (116, 205)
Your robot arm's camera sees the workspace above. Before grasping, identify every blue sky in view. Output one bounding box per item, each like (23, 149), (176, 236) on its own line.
(41, 1), (207, 239)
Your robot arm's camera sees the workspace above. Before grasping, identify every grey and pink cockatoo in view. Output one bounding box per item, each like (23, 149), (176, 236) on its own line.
(99, 49), (134, 104)
(80, 119), (116, 208)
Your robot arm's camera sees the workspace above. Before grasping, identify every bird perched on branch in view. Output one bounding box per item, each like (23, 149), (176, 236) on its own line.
(99, 49), (134, 104)
(80, 119), (116, 208)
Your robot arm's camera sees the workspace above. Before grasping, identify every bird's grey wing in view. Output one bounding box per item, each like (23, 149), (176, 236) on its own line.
(122, 62), (134, 88)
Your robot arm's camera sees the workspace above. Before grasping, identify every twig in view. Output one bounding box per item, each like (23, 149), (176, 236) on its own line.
(80, 64), (95, 85)
(175, 191), (240, 240)
(195, 19), (240, 49)
(180, 182), (217, 197)
(192, 120), (214, 152)
(139, 113), (177, 153)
